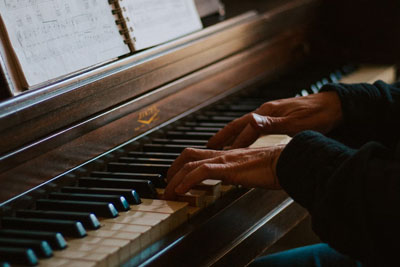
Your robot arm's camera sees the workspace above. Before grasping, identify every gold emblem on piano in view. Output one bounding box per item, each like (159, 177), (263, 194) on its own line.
(135, 105), (160, 131)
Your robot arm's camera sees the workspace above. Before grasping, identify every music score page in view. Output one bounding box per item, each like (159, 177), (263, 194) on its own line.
(0, 0), (129, 87)
(119, 0), (203, 50)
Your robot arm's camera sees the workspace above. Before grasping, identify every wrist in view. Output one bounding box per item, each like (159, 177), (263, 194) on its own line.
(271, 145), (285, 189)
(319, 91), (344, 131)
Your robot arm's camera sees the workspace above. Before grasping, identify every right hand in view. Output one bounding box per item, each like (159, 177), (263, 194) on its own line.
(207, 91), (343, 149)
(164, 145), (284, 200)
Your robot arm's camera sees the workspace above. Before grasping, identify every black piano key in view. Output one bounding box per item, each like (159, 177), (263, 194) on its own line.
(310, 84), (319, 94)
(233, 97), (266, 104)
(108, 162), (170, 177)
(118, 157), (174, 165)
(165, 131), (214, 140)
(78, 177), (157, 199)
(341, 64), (356, 74)
(0, 247), (38, 266)
(329, 72), (340, 83)
(90, 171), (166, 188)
(48, 192), (130, 212)
(0, 229), (67, 250)
(202, 111), (246, 117)
(175, 126), (221, 132)
(334, 70), (343, 80)
(0, 237), (52, 258)
(321, 78), (329, 85)
(36, 199), (118, 218)
(315, 80), (323, 89)
(213, 104), (253, 112)
(151, 139), (208, 145)
(300, 89), (310, 96)
(1, 217), (87, 238)
(16, 209), (100, 230)
(61, 186), (141, 205)
(142, 143), (204, 153)
(184, 122), (226, 128)
(195, 115), (237, 123)
(126, 152), (180, 159)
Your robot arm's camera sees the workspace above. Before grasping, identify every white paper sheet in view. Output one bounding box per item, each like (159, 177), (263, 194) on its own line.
(0, 0), (130, 87)
(119, 0), (203, 50)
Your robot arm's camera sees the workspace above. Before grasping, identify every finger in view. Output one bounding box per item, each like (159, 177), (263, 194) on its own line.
(175, 163), (225, 195)
(206, 114), (252, 149)
(166, 148), (221, 182)
(220, 135), (236, 149)
(249, 114), (292, 135)
(230, 123), (260, 149)
(165, 156), (225, 199)
(164, 167), (189, 200)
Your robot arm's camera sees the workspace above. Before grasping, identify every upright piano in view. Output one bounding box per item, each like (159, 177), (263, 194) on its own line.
(1, 0), (395, 266)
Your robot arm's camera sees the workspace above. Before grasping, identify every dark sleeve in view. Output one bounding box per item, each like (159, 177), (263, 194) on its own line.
(277, 130), (400, 266)
(321, 81), (400, 148)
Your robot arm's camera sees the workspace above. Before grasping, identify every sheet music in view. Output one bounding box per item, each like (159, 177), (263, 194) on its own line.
(120, 0), (203, 50)
(0, 0), (130, 87)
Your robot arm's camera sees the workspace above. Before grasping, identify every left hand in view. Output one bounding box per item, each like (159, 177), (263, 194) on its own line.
(164, 146), (285, 200)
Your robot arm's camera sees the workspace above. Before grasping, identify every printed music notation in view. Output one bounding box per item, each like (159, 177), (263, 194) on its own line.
(0, 0), (129, 87)
(125, 0), (192, 27)
(119, 0), (202, 50)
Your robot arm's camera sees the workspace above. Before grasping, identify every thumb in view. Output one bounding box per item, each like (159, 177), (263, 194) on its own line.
(250, 113), (286, 135)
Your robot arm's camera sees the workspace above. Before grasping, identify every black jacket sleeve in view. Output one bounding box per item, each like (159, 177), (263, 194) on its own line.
(276, 81), (400, 266)
(321, 80), (400, 148)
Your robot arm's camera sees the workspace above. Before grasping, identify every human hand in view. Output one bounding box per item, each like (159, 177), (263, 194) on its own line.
(164, 146), (284, 200)
(207, 91), (342, 149)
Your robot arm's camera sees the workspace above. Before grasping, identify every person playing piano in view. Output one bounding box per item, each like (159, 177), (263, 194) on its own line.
(164, 80), (400, 266)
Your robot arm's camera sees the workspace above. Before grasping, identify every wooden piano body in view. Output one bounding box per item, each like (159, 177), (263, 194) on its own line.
(1, 0), (396, 266)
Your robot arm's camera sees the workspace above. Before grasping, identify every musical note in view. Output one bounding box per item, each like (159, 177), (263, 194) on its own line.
(0, 0), (130, 86)
(119, 0), (202, 50)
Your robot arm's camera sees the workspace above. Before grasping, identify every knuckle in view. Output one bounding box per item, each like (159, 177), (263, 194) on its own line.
(260, 101), (278, 112)
(230, 117), (241, 126)
(260, 102), (272, 110)
(200, 163), (212, 172)
(182, 147), (195, 156)
(182, 162), (195, 171)
(218, 155), (228, 164)
(181, 147), (201, 161)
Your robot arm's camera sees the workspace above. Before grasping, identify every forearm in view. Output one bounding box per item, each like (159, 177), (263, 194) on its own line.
(321, 81), (400, 148)
(277, 130), (400, 265)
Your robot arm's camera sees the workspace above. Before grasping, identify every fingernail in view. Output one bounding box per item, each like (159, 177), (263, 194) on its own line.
(252, 113), (266, 128)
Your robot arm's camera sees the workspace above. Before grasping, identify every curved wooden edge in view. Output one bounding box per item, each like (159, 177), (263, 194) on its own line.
(134, 189), (307, 267)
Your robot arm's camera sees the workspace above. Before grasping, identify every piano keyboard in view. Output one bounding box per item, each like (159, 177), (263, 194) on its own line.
(0, 64), (372, 266)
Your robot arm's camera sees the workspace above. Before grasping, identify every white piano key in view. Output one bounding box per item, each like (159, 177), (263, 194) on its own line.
(39, 257), (97, 267)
